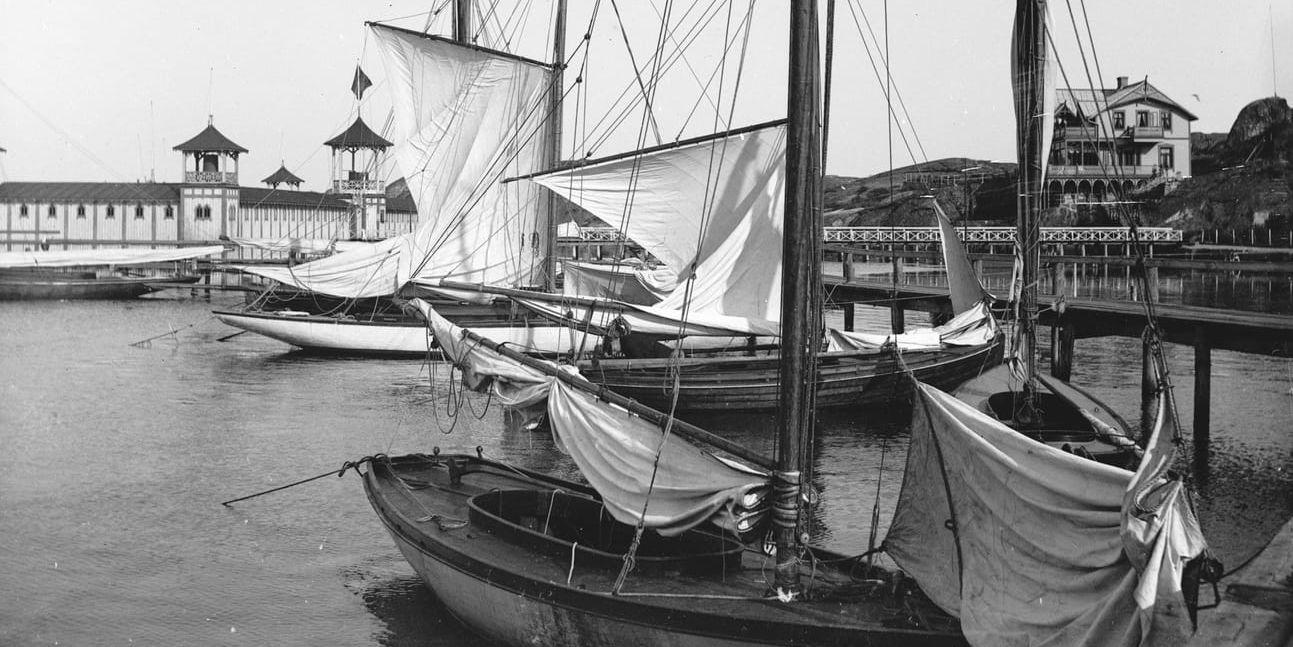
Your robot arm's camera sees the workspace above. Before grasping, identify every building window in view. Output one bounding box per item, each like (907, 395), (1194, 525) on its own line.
(1136, 110), (1151, 127)
(1118, 150), (1139, 167)
(19, 204), (28, 218)
(106, 205), (116, 219)
(1159, 145), (1175, 170)
(1112, 111), (1125, 129)
(134, 205), (145, 219)
(229, 206), (237, 220)
(195, 205), (212, 220)
(164, 206), (174, 219)
(47, 204), (57, 218)
(76, 205), (86, 218)
(1161, 111), (1173, 131)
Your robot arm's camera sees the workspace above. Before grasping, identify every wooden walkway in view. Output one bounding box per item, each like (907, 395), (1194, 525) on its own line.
(824, 277), (1293, 357)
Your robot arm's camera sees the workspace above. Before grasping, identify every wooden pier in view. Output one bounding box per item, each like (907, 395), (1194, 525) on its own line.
(825, 272), (1292, 477)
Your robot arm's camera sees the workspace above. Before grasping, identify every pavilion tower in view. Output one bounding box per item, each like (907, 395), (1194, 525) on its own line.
(262, 162), (304, 189)
(173, 117), (247, 240)
(325, 116), (392, 239)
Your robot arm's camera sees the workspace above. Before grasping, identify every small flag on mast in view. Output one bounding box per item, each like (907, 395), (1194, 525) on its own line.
(351, 66), (372, 100)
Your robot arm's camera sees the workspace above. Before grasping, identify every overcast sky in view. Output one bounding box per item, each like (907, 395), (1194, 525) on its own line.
(1, 1), (1288, 186)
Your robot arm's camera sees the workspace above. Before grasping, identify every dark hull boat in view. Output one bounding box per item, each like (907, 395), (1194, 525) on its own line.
(0, 270), (176, 300)
(579, 338), (1003, 412)
(362, 453), (964, 647)
(952, 363), (1140, 468)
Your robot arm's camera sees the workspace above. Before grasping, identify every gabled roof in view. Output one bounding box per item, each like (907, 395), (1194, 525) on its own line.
(173, 123), (249, 153)
(239, 187), (351, 210)
(1103, 80), (1197, 120)
(0, 182), (181, 202)
(262, 164), (304, 187)
(1055, 79), (1197, 122)
(325, 116), (393, 150)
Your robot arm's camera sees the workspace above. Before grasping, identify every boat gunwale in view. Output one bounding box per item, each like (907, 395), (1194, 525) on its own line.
(362, 455), (965, 646)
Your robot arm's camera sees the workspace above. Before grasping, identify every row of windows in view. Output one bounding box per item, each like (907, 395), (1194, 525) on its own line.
(1112, 109), (1173, 131)
(1051, 144), (1176, 170)
(16, 204), (177, 219)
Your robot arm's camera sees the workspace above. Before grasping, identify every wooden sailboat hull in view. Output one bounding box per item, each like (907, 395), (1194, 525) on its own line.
(578, 338), (1004, 412)
(213, 309), (600, 357)
(952, 363), (1141, 468)
(363, 454), (965, 647)
(0, 273), (193, 300)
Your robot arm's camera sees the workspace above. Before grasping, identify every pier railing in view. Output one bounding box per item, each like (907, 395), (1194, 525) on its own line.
(561, 226), (1182, 245)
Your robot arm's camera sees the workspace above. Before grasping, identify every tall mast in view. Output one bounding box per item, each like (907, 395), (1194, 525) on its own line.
(453, 0), (472, 43)
(543, 0), (568, 291)
(774, 0), (821, 597)
(1011, 0), (1047, 400)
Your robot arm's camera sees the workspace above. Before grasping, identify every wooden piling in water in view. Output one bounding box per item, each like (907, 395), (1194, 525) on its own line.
(1193, 325), (1212, 463)
(843, 303), (855, 331)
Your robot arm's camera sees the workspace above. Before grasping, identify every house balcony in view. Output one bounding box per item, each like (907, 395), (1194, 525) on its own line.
(184, 171), (237, 184)
(333, 179), (385, 194)
(1048, 164), (1160, 179)
(1131, 125), (1164, 140)
(1061, 126), (1114, 141)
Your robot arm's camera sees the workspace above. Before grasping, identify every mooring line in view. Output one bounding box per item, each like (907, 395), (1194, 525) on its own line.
(221, 457), (375, 507)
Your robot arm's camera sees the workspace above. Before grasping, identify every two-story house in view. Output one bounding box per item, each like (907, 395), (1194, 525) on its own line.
(1049, 76), (1196, 204)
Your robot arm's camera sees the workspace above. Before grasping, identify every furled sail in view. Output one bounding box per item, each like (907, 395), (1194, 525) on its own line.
(561, 260), (675, 305)
(1009, 0), (1057, 371)
(825, 302), (996, 352)
(415, 299), (767, 535)
(245, 25), (554, 298)
(532, 123), (787, 323)
(0, 245), (226, 269)
(884, 383), (1207, 646)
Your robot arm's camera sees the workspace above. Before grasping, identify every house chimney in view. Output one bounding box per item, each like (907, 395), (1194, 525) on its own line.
(1116, 76), (1128, 89)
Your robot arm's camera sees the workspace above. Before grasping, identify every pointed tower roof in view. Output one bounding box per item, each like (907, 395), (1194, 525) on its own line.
(325, 116), (393, 150)
(173, 117), (249, 153)
(262, 163), (304, 188)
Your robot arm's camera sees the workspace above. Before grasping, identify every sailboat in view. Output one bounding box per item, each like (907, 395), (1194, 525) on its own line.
(214, 15), (594, 357)
(355, 3), (1212, 645)
(0, 244), (225, 300)
(432, 103), (1001, 414)
(950, 0), (1140, 467)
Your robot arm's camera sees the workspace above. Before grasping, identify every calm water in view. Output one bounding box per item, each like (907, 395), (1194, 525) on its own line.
(1, 293), (1290, 646)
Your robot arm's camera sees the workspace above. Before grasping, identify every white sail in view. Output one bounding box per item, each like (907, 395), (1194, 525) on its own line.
(415, 298), (767, 534)
(561, 260), (675, 305)
(885, 383), (1207, 646)
(930, 200), (990, 315)
(0, 245), (226, 269)
(245, 26), (554, 298)
(534, 124), (787, 323)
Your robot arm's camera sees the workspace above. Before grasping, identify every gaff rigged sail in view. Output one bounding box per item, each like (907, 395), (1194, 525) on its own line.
(245, 25), (554, 298)
(532, 123), (787, 324)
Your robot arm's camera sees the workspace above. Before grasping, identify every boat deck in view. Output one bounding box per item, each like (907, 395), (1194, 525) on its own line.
(364, 454), (964, 646)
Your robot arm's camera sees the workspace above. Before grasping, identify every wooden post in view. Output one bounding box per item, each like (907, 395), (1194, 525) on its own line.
(843, 251), (854, 283)
(1145, 266), (1160, 303)
(890, 299), (905, 334)
(843, 303), (855, 331)
(1193, 326), (1211, 467)
(1050, 263), (1072, 380)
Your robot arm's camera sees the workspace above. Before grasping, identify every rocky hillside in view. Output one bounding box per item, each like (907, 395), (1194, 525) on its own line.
(823, 158), (1017, 227)
(1148, 96), (1292, 230)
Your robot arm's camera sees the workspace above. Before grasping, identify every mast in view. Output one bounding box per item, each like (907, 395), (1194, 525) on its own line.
(1011, 0), (1048, 402)
(453, 0), (472, 44)
(774, 0), (821, 597)
(543, 0), (567, 291)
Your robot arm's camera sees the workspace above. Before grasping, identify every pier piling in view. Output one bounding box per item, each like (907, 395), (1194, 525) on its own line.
(1193, 326), (1212, 472)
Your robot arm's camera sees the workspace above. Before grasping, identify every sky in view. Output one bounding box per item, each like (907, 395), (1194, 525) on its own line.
(0, 0), (1288, 187)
